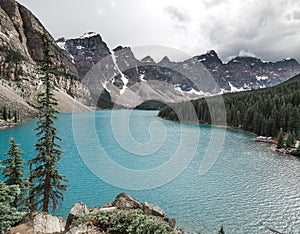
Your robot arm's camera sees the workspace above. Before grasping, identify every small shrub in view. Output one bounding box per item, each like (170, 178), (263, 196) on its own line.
(72, 209), (175, 234)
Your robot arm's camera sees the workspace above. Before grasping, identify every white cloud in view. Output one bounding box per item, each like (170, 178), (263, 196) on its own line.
(238, 50), (257, 58)
(97, 8), (104, 15)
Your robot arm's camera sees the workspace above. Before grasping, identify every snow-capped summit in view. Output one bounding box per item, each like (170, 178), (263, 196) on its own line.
(80, 32), (99, 39)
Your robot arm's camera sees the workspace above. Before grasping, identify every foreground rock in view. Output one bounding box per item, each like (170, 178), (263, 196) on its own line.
(9, 193), (184, 234)
(7, 213), (65, 234)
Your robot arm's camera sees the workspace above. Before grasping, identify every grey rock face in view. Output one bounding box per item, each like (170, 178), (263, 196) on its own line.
(0, 0), (91, 116)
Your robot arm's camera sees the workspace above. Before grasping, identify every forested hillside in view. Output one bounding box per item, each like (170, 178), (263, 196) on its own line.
(158, 74), (300, 138)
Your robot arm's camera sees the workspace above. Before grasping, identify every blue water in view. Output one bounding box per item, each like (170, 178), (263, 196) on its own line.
(0, 110), (299, 233)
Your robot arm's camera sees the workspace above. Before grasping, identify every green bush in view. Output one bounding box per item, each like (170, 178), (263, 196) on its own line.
(291, 148), (300, 156)
(0, 182), (25, 234)
(72, 209), (175, 234)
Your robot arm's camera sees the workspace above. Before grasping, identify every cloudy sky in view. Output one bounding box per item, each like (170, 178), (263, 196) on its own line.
(18, 0), (300, 62)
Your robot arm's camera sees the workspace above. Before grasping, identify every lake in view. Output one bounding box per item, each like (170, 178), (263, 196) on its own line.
(0, 110), (299, 233)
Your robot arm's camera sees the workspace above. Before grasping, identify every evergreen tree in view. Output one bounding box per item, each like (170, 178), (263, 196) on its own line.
(158, 74), (300, 139)
(29, 35), (67, 212)
(27, 162), (37, 212)
(13, 110), (18, 123)
(2, 107), (7, 121)
(8, 108), (11, 120)
(277, 129), (285, 149)
(1, 138), (26, 208)
(286, 132), (296, 148)
(218, 225), (225, 234)
(0, 181), (24, 234)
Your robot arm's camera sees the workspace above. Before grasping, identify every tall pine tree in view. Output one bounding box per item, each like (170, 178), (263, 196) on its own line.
(1, 138), (26, 209)
(29, 35), (67, 212)
(277, 128), (285, 149)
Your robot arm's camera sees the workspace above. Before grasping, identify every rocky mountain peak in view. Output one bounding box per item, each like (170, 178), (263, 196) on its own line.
(62, 33), (111, 78)
(207, 50), (218, 57)
(158, 56), (172, 67)
(141, 55), (155, 64)
(193, 50), (223, 69)
(80, 31), (99, 39)
(57, 31), (300, 108)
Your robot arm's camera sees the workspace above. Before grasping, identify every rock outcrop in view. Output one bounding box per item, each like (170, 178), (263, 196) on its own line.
(7, 213), (65, 234)
(33, 213), (65, 234)
(9, 193), (183, 234)
(65, 202), (89, 231)
(111, 192), (143, 210)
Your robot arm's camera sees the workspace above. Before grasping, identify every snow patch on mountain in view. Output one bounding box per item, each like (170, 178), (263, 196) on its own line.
(187, 88), (210, 96)
(174, 85), (209, 96)
(256, 75), (269, 81)
(139, 74), (146, 82)
(57, 41), (66, 50)
(80, 32), (98, 39)
(228, 82), (245, 92)
(111, 50), (128, 94)
(102, 81), (111, 93)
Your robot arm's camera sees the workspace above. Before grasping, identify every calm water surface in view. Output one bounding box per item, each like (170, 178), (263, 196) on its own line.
(0, 110), (299, 233)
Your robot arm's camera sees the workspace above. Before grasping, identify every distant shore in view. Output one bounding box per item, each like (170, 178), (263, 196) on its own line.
(0, 122), (15, 130)
(0, 120), (25, 131)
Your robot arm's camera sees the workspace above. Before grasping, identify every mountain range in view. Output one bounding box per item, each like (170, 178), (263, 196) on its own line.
(57, 32), (300, 107)
(0, 0), (300, 115)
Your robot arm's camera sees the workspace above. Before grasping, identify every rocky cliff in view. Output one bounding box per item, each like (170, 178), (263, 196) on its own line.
(0, 0), (91, 118)
(59, 33), (300, 108)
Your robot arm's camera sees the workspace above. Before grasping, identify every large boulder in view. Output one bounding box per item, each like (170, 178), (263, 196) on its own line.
(33, 213), (65, 234)
(143, 202), (176, 228)
(143, 202), (166, 217)
(65, 203), (89, 230)
(111, 192), (143, 210)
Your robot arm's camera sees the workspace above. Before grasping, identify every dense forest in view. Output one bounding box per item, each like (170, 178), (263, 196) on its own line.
(158, 74), (300, 138)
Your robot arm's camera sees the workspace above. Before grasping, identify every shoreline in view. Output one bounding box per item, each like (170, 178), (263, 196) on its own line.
(0, 122), (18, 130)
(158, 115), (259, 137)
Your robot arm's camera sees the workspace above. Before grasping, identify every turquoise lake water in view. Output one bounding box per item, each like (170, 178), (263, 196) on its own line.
(0, 110), (299, 233)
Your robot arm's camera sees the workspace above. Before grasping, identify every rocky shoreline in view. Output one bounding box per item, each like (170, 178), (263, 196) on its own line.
(0, 121), (18, 130)
(8, 193), (184, 234)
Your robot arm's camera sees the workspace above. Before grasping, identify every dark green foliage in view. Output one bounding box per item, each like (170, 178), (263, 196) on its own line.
(286, 132), (296, 148)
(277, 129), (285, 149)
(135, 100), (167, 110)
(95, 89), (127, 109)
(29, 35), (67, 212)
(72, 209), (175, 234)
(27, 162), (37, 212)
(2, 107), (7, 121)
(0, 181), (24, 234)
(218, 225), (225, 234)
(13, 111), (18, 123)
(8, 109), (11, 120)
(0, 107), (20, 123)
(291, 148), (300, 156)
(96, 89), (115, 109)
(159, 74), (300, 138)
(1, 138), (26, 209)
